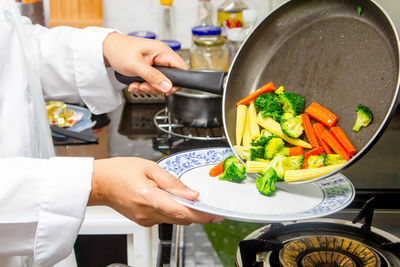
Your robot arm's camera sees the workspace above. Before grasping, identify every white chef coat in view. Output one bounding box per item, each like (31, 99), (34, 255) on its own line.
(0, 0), (123, 266)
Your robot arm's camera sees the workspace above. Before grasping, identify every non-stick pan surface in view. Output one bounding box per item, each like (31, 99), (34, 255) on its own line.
(116, 0), (399, 183)
(222, 0), (399, 181)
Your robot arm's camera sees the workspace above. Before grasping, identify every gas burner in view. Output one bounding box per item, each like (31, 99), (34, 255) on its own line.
(153, 108), (226, 141)
(237, 220), (400, 267)
(237, 199), (400, 267)
(279, 235), (380, 267)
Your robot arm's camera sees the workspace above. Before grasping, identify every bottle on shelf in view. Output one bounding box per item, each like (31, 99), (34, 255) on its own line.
(217, 0), (248, 37)
(226, 28), (246, 64)
(196, 0), (214, 26)
(225, 9), (256, 64)
(158, 0), (176, 40)
(241, 9), (257, 36)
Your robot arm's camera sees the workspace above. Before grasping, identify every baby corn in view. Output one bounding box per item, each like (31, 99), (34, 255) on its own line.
(257, 113), (312, 148)
(242, 110), (252, 147)
(236, 105), (247, 146)
(245, 160), (271, 173)
(284, 163), (345, 183)
(248, 102), (260, 140)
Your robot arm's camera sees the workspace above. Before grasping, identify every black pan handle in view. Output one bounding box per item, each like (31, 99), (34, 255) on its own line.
(115, 66), (226, 95)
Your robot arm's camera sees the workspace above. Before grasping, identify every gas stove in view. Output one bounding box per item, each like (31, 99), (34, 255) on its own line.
(108, 102), (400, 267)
(168, 199), (400, 267)
(237, 199), (400, 267)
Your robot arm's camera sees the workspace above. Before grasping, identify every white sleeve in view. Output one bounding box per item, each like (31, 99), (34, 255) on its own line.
(25, 23), (124, 115)
(0, 157), (93, 267)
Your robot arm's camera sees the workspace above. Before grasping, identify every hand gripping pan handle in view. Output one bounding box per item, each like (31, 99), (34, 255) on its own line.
(115, 66), (226, 95)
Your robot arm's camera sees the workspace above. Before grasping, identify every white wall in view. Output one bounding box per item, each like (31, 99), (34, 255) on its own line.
(43, 0), (282, 49)
(101, 0), (279, 48)
(42, 0), (400, 49)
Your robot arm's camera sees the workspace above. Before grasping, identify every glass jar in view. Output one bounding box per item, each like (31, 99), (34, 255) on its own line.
(190, 26), (229, 71)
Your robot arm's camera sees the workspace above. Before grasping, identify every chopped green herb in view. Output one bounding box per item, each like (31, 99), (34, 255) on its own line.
(358, 6), (363, 16)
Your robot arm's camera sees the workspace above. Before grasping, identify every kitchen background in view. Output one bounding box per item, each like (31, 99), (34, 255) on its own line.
(18, 0), (400, 266)
(38, 0), (400, 49)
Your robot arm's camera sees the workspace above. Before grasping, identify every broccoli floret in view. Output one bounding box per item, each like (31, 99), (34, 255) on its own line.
(324, 154), (347, 166)
(251, 136), (269, 146)
(278, 92), (305, 116)
(251, 130), (274, 146)
(277, 147), (290, 157)
(280, 115), (304, 138)
(219, 156), (246, 183)
(233, 146), (250, 161)
(281, 112), (294, 121)
(307, 155), (325, 169)
(223, 155), (240, 168)
(283, 155), (304, 170)
(269, 155), (285, 181)
(254, 93), (284, 121)
(256, 167), (278, 196)
(264, 137), (285, 160)
(261, 109), (283, 122)
(250, 146), (265, 161)
(353, 104), (373, 132)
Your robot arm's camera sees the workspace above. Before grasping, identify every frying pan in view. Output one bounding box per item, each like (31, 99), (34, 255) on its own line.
(116, 0), (400, 183)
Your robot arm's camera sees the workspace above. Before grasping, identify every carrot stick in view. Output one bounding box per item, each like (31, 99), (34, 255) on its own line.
(301, 113), (320, 148)
(330, 127), (356, 157)
(209, 160), (225, 177)
(305, 102), (338, 127)
(289, 146), (304, 156)
(313, 123), (333, 154)
(301, 147), (324, 169)
(321, 130), (350, 161)
(236, 82), (275, 106)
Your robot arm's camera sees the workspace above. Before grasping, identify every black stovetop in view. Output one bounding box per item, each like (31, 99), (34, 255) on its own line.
(109, 102), (400, 267)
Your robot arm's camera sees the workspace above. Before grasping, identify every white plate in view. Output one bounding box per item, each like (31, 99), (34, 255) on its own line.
(158, 147), (355, 223)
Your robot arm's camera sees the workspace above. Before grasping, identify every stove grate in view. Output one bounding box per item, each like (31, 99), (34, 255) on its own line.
(153, 108), (226, 141)
(123, 89), (165, 104)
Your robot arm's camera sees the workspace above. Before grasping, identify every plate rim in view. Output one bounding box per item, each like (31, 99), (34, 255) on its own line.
(158, 147), (355, 223)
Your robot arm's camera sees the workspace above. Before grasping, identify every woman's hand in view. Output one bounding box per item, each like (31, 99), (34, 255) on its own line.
(88, 157), (224, 227)
(103, 32), (187, 95)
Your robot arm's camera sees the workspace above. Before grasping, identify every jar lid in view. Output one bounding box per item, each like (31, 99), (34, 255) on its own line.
(161, 40), (181, 51)
(192, 25), (221, 36)
(194, 36), (225, 47)
(160, 0), (173, 6)
(128, 31), (156, 39)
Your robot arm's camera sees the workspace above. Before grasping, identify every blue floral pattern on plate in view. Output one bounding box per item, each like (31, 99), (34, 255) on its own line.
(158, 147), (355, 223)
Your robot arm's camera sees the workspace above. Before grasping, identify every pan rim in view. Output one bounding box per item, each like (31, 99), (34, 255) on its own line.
(221, 0), (400, 184)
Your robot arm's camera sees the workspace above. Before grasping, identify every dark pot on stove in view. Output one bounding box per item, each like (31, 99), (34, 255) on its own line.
(165, 88), (222, 128)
